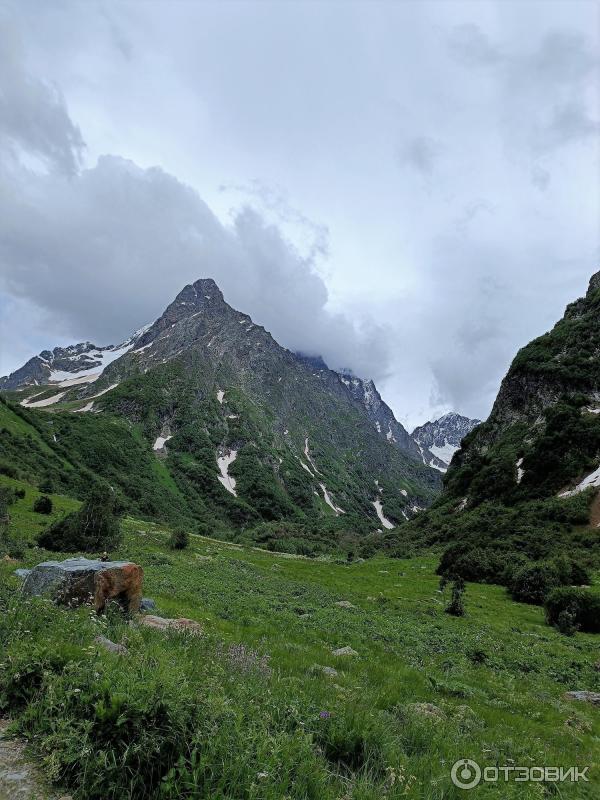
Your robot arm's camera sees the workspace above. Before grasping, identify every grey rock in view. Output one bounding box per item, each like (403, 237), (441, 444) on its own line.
(13, 569), (31, 579)
(564, 691), (600, 706)
(332, 646), (358, 657)
(94, 635), (128, 655)
(22, 557), (143, 613)
(335, 600), (356, 609)
(321, 666), (338, 677)
(139, 597), (156, 612)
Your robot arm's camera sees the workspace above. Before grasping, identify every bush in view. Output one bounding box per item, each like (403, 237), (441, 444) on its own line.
(510, 563), (561, 605)
(15, 488), (26, 499)
(33, 495), (53, 515)
(440, 575), (466, 617)
(38, 485), (122, 552)
(545, 587), (600, 634)
(169, 528), (189, 550)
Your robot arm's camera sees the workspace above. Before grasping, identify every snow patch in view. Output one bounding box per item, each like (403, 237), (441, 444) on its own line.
(372, 499), (395, 530)
(299, 459), (315, 477)
(56, 373), (101, 388)
(559, 465), (600, 498)
(430, 440), (457, 465)
(319, 483), (345, 515)
(153, 435), (173, 451)
(375, 421), (381, 433)
(21, 391), (67, 408)
(73, 401), (95, 413)
(304, 438), (321, 474)
(516, 457), (525, 484)
(216, 390), (225, 404)
(217, 450), (238, 496)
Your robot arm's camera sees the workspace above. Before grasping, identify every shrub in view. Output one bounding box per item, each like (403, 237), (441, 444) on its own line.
(169, 528), (189, 550)
(33, 495), (53, 515)
(441, 575), (466, 617)
(0, 461), (20, 479)
(15, 488), (26, 499)
(510, 563), (561, 605)
(38, 484), (122, 552)
(545, 587), (600, 634)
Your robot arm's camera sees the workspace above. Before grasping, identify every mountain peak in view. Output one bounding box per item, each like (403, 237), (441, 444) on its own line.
(174, 278), (225, 308)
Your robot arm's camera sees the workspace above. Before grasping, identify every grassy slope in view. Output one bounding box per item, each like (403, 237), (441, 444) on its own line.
(1, 476), (598, 799)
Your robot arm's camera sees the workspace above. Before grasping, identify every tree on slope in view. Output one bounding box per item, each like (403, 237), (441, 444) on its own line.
(38, 484), (123, 552)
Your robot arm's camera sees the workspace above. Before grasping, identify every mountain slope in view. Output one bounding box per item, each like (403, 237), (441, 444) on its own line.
(1, 279), (441, 550)
(387, 270), (600, 572)
(412, 413), (481, 472)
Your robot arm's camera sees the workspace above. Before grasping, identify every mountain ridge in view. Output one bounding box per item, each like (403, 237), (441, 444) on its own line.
(1, 277), (442, 550)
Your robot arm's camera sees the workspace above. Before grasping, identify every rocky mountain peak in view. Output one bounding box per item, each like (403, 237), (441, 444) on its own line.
(168, 278), (225, 317)
(412, 413), (481, 472)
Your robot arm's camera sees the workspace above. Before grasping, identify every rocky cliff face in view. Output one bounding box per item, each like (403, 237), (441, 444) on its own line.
(412, 413), (481, 472)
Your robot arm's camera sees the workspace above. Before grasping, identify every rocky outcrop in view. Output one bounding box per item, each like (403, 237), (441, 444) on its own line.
(22, 558), (143, 613)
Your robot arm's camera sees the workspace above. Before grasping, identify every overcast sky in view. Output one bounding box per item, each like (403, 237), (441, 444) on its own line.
(0, 0), (598, 429)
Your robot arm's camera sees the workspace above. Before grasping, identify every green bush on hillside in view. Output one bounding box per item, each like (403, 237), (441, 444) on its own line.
(169, 528), (190, 550)
(545, 587), (600, 634)
(509, 563), (562, 605)
(38, 485), (123, 553)
(33, 495), (53, 515)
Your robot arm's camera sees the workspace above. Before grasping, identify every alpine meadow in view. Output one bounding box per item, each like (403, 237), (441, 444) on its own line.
(1, 2), (599, 799)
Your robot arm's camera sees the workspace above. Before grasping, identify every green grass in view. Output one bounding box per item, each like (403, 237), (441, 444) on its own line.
(1, 476), (598, 798)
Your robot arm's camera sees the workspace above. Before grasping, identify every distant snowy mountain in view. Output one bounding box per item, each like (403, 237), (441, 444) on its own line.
(0, 326), (150, 390)
(412, 412), (481, 472)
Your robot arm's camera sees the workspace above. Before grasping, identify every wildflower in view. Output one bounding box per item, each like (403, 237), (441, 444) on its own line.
(319, 710), (331, 719)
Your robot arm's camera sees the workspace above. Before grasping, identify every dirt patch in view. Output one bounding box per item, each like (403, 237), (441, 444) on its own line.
(0, 719), (68, 800)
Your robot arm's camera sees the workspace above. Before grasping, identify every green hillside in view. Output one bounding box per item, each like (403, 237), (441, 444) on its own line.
(387, 272), (600, 593)
(1, 475), (598, 799)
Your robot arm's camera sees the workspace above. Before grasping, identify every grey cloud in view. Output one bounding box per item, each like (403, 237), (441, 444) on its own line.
(399, 136), (443, 176)
(447, 23), (503, 67)
(535, 100), (599, 152)
(530, 164), (551, 191)
(0, 22), (84, 175)
(0, 155), (390, 382)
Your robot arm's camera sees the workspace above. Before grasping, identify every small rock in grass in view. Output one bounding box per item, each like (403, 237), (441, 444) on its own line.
(139, 614), (203, 635)
(139, 597), (156, 612)
(94, 635), (128, 655)
(322, 666), (338, 677)
(407, 702), (446, 720)
(332, 646), (358, 657)
(335, 600), (355, 609)
(564, 691), (600, 706)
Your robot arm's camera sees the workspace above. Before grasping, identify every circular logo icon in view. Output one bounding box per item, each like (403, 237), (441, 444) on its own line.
(451, 759), (482, 790)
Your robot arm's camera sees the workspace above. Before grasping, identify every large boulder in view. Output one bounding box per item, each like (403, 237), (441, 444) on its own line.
(22, 557), (143, 613)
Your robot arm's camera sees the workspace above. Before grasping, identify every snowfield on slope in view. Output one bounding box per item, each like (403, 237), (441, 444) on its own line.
(217, 450), (238, 496)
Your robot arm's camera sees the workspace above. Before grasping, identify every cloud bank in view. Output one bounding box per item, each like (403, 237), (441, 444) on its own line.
(0, 27), (390, 384)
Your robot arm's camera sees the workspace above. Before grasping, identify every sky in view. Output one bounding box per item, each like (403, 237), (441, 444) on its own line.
(0, 0), (598, 430)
